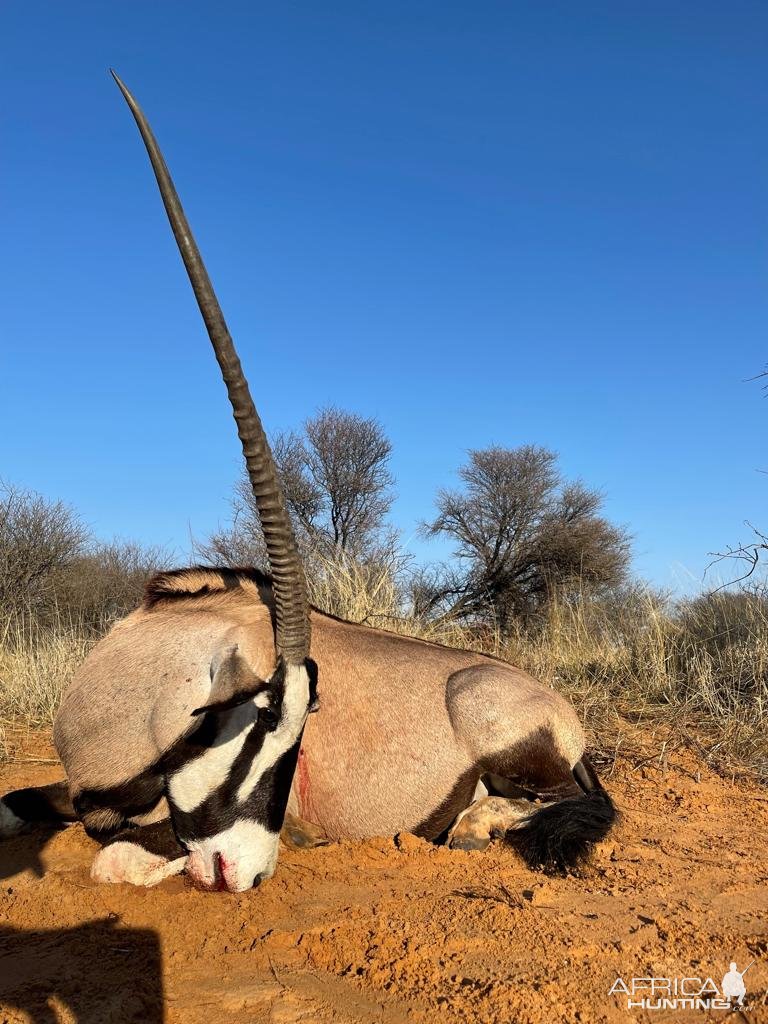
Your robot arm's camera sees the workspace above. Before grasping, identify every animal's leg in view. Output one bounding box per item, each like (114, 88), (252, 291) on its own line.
(448, 795), (543, 851)
(443, 777), (488, 837)
(446, 665), (586, 791)
(0, 781), (78, 835)
(280, 811), (329, 849)
(91, 820), (188, 886)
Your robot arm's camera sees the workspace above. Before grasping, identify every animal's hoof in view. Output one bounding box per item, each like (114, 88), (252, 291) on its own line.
(280, 813), (329, 850)
(448, 834), (491, 852)
(0, 800), (29, 838)
(284, 830), (329, 849)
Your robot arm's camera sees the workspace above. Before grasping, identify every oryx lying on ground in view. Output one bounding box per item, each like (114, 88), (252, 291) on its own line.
(0, 75), (615, 892)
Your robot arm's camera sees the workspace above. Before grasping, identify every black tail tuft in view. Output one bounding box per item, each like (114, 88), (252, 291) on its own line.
(505, 768), (617, 874)
(0, 782), (77, 837)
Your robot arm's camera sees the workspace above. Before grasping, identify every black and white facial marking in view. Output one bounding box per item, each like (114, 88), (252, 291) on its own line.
(167, 657), (317, 892)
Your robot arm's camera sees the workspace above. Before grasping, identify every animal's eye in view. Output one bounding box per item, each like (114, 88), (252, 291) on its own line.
(259, 707), (279, 729)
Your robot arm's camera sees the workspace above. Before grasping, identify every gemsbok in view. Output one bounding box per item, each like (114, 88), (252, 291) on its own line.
(0, 74), (616, 892)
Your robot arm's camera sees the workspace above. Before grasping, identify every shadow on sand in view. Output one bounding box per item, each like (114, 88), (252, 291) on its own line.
(0, 826), (65, 881)
(0, 917), (163, 1023)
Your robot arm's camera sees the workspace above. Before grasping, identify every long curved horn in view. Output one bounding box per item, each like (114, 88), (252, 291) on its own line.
(110, 70), (310, 665)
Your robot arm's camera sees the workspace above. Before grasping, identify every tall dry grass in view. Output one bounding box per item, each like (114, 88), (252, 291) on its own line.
(0, 617), (97, 731)
(506, 590), (768, 779)
(1, 555), (766, 781)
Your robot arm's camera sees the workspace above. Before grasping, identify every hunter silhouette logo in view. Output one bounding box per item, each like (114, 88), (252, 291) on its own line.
(721, 961), (753, 1006)
(609, 959), (755, 1011)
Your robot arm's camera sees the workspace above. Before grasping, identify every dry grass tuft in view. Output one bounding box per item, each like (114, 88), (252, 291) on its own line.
(503, 589), (768, 781)
(0, 617), (97, 732)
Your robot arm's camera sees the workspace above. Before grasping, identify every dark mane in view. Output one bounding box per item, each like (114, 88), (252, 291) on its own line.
(143, 566), (272, 609)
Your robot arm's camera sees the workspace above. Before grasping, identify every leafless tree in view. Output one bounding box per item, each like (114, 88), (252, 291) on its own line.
(708, 523), (768, 592)
(0, 482), (167, 630)
(421, 446), (631, 629)
(278, 408), (394, 555)
(200, 407), (396, 565)
(56, 540), (169, 629)
(707, 367), (768, 589)
(0, 482), (88, 621)
(196, 511), (270, 572)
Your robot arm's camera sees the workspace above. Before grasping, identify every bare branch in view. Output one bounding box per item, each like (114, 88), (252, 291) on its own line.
(706, 522), (768, 591)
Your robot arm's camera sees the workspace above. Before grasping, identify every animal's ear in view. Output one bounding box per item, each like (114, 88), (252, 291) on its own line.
(191, 645), (266, 716)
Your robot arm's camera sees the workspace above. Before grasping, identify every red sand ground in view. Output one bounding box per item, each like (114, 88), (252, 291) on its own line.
(0, 728), (766, 1023)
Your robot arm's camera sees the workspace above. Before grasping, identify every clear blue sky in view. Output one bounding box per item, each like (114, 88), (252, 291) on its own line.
(2, 1), (766, 593)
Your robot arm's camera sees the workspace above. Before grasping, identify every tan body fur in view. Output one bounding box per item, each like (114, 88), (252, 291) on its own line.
(54, 570), (586, 842)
